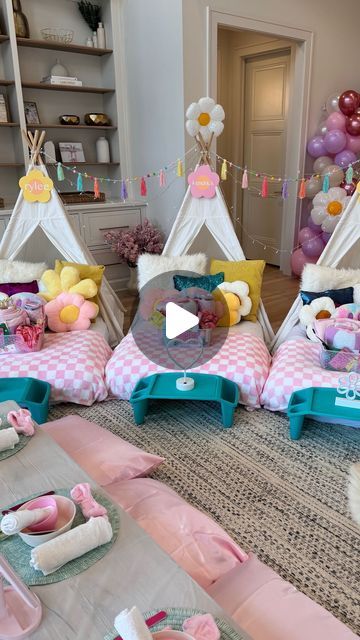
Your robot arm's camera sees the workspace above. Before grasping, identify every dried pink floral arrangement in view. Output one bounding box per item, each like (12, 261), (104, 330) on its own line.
(104, 219), (163, 267)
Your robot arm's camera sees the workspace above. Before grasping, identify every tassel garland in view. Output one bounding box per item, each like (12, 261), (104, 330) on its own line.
(140, 177), (147, 197)
(177, 159), (184, 177)
(298, 178), (306, 199)
(76, 173), (83, 192)
(241, 169), (248, 189)
(281, 179), (288, 199)
(322, 173), (330, 193)
(221, 159), (227, 181)
(94, 177), (100, 199)
(159, 169), (166, 187)
(57, 162), (65, 181)
(346, 165), (354, 185)
(120, 179), (128, 200)
(261, 176), (268, 198)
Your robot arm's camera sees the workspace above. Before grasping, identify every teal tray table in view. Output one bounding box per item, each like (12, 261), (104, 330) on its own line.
(287, 386), (360, 440)
(130, 373), (239, 428)
(0, 377), (51, 424)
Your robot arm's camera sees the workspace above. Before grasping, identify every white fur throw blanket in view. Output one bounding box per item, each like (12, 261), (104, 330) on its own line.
(138, 253), (207, 289)
(0, 260), (47, 283)
(301, 264), (360, 303)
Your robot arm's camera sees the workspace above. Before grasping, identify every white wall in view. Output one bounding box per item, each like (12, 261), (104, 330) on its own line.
(122, 0), (186, 236)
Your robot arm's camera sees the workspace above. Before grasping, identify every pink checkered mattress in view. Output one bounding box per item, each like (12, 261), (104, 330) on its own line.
(0, 331), (112, 405)
(105, 329), (271, 409)
(261, 337), (347, 412)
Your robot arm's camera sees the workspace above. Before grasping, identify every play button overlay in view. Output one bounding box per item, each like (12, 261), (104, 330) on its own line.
(131, 270), (230, 370)
(165, 302), (199, 339)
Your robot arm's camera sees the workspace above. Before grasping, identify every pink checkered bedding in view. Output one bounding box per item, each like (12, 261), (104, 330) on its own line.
(0, 331), (112, 405)
(105, 330), (271, 409)
(261, 337), (344, 411)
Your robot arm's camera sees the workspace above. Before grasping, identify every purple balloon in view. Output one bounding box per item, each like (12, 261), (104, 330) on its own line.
(324, 129), (347, 154)
(302, 235), (325, 258)
(334, 148), (357, 168)
(322, 231), (332, 244)
(307, 215), (322, 232)
(307, 136), (327, 158)
(291, 248), (317, 277)
(298, 226), (316, 245)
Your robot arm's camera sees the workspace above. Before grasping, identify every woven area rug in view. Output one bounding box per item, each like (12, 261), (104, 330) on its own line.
(49, 400), (360, 633)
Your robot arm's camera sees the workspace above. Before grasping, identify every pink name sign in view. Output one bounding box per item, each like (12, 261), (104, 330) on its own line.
(188, 165), (219, 198)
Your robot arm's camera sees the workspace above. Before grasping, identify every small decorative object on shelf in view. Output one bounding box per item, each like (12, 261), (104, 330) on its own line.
(50, 58), (69, 77)
(0, 94), (9, 123)
(86, 36), (93, 47)
(40, 28), (74, 44)
(84, 112), (111, 126)
(59, 115), (80, 126)
(59, 191), (105, 204)
(78, 1), (102, 33)
(43, 141), (56, 164)
(12, 0), (29, 38)
(41, 75), (82, 87)
(96, 136), (110, 163)
(24, 101), (40, 125)
(97, 22), (106, 48)
(92, 31), (98, 47)
(59, 142), (85, 163)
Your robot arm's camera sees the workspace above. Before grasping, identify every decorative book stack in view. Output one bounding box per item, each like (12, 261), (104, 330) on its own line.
(40, 76), (83, 87)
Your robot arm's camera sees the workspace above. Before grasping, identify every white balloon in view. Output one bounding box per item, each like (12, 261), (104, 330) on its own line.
(321, 164), (344, 187)
(186, 102), (201, 119)
(198, 97), (216, 112)
(325, 92), (340, 115)
(313, 191), (329, 207)
(316, 121), (328, 137)
(210, 104), (225, 121)
(199, 125), (211, 143)
(209, 120), (224, 137)
(311, 206), (325, 225)
(313, 156), (333, 173)
(322, 216), (339, 233)
(186, 120), (200, 137)
(327, 187), (346, 201)
(305, 177), (322, 198)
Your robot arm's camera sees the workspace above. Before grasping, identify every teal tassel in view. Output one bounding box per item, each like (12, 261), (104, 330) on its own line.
(322, 174), (330, 193)
(57, 162), (65, 181)
(346, 165), (354, 185)
(77, 173), (83, 192)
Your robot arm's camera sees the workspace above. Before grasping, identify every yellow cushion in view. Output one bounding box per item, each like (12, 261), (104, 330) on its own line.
(55, 261), (105, 305)
(210, 259), (265, 322)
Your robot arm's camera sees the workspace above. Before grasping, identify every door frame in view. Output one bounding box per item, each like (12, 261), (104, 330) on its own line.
(206, 9), (313, 274)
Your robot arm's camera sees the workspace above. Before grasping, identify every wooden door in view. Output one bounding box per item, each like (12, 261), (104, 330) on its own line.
(242, 51), (290, 265)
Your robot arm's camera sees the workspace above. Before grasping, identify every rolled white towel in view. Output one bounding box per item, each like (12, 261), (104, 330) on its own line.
(30, 516), (113, 575)
(114, 606), (153, 640)
(1, 507), (53, 535)
(0, 427), (19, 453)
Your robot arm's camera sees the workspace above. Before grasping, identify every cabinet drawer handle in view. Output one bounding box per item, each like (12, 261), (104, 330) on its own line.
(99, 225), (130, 231)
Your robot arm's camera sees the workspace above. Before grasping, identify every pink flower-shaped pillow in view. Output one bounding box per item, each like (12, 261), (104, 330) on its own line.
(45, 292), (98, 332)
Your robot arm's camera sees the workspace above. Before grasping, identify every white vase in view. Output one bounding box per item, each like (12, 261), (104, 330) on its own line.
(96, 137), (110, 163)
(50, 58), (68, 76)
(97, 22), (106, 48)
(127, 266), (138, 292)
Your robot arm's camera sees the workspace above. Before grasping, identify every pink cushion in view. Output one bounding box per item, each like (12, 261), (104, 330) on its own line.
(207, 553), (357, 640)
(105, 477), (248, 588)
(41, 416), (164, 486)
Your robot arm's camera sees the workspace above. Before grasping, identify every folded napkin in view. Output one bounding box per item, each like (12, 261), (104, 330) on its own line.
(114, 606), (153, 640)
(1, 507), (53, 535)
(30, 516), (112, 575)
(70, 483), (108, 519)
(183, 614), (220, 640)
(0, 427), (19, 453)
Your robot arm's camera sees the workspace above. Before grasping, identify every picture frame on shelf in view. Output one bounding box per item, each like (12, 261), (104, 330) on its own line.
(24, 101), (40, 125)
(59, 142), (86, 163)
(0, 93), (9, 123)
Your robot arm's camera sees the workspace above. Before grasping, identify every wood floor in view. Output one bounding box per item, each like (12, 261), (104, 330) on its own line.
(119, 264), (299, 335)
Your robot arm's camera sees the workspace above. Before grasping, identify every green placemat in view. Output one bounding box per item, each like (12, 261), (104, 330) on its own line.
(0, 412), (31, 461)
(105, 608), (246, 640)
(0, 488), (120, 585)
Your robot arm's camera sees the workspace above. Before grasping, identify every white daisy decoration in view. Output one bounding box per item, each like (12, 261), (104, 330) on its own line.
(310, 187), (351, 233)
(186, 97), (225, 144)
(299, 296), (336, 327)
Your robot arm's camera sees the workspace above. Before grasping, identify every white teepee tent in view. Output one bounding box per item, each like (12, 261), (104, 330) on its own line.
(272, 186), (360, 351)
(0, 131), (124, 346)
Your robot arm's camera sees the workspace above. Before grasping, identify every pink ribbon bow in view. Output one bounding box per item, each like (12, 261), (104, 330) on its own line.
(70, 483), (107, 519)
(182, 614), (220, 640)
(7, 409), (35, 436)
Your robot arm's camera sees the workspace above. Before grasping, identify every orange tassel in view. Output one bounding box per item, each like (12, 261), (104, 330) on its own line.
(94, 177), (100, 199)
(298, 178), (306, 199)
(140, 177), (147, 197)
(261, 176), (268, 198)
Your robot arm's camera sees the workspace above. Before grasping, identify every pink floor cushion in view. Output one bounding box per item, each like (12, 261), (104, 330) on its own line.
(105, 331), (270, 409)
(207, 553), (357, 640)
(42, 415), (164, 486)
(105, 477), (248, 588)
(0, 331), (111, 405)
(261, 338), (346, 412)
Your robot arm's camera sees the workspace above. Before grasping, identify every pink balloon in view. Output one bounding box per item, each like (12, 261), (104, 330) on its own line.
(290, 248), (317, 277)
(324, 129), (347, 154)
(307, 215), (321, 232)
(298, 226), (316, 245)
(322, 231), (332, 244)
(346, 134), (360, 154)
(326, 111), (346, 131)
(302, 235), (325, 258)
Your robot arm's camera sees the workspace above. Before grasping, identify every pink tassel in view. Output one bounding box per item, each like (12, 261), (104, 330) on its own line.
(94, 177), (100, 199)
(261, 176), (268, 198)
(241, 169), (248, 189)
(159, 169), (166, 187)
(140, 177), (147, 197)
(298, 178), (306, 199)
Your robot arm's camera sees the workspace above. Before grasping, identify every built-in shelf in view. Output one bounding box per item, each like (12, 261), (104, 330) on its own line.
(0, 79), (14, 86)
(0, 122), (18, 127)
(22, 82), (114, 94)
(47, 162), (120, 166)
(0, 162), (23, 167)
(0, 35), (9, 44)
(27, 123), (117, 131)
(17, 37), (113, 56)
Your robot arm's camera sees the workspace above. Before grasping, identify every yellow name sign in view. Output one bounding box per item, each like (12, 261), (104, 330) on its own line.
(19, 169), (53, 203)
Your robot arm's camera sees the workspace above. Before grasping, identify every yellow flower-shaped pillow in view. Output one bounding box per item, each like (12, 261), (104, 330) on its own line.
(40, 265), (98, 305)
(214, 281), (252, 326)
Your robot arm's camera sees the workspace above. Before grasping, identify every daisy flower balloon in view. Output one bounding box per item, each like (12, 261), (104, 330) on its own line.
(310, 187), (350, 233)
(186, 97), (225, 144)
